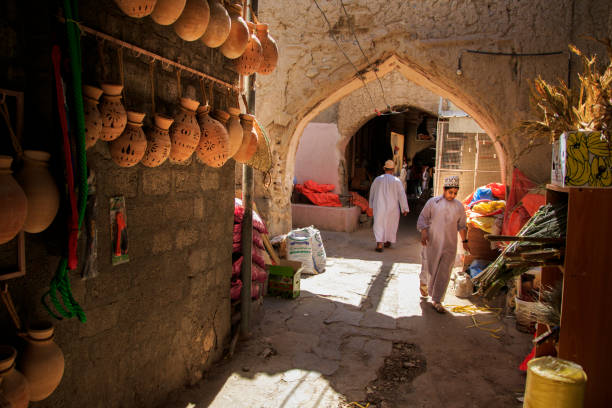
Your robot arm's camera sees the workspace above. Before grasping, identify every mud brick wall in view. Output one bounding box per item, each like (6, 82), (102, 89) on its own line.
(0, 1), (237, 407)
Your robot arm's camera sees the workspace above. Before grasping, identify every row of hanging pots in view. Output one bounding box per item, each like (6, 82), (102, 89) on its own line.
(84, 83), (260, 168)
(113, 0), (278, 75)
(0, 151), (61, 245)
(0, 322), (65, 408)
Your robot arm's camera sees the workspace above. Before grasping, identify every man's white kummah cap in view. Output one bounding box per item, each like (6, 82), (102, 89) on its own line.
(444, 176), (460, 188)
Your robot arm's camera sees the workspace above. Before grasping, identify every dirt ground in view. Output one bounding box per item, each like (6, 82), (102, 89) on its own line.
(162, 214), (531, 408)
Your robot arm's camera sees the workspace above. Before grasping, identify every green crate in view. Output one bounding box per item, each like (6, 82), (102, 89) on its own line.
(267, 260), (302, 299)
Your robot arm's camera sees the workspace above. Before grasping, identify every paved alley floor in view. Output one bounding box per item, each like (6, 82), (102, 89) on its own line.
(164, 215), (532, 408)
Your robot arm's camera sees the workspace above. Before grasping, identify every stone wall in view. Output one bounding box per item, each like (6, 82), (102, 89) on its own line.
(0, 1), (236, 407)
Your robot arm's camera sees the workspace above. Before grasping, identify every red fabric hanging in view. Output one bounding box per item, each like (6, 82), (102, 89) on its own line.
(502, 169), (540, 236)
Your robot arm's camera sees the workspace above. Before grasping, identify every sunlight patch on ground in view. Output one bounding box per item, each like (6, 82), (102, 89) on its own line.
(375, 262), (424, 318)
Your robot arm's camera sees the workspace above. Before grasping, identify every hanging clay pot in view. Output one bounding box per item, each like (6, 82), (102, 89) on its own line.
(141, 114), (174, 167)
(0, 156), (27, 245)
(113, 0), (158, 18)
(201, 0), (231, 48)
(151, 0), (186, 25)
(225, 107), (243, 158)
(109, 111), (148, 167)
(19, 322), (64, 402)
(196, 105), (230, 167)
(169, 98), (201, 163)
(83, 85), (103, 149)
(0, 345), (30, 408)
(233, 113), (258, 163)
(98, 84), (127, 142)
(219, 3), (249, 59)
(255, 23), (279, 75)
(173, 0), (210, 41)
(15, 151), (60, 234)
(234, 22), (263, 76)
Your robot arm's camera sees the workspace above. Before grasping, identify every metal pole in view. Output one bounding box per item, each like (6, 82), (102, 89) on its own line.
(240, 0), (258, 337)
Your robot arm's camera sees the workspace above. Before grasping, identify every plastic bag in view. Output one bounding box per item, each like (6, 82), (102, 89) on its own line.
(287, 228), (315, 273)
(309, 227), (327, 273)
(469, 216), (497, 234)
(234, 198), (268, 234)
(455, 273), (474, 298)
(232, 257), (243, 278)
(230, 279), (242, 300)
(472, 200), (506, 216)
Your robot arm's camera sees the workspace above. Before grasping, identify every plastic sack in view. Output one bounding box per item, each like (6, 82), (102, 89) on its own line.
(467, 259), (490, 279)
(303, 180), (335, 193)
(252, 264), (268, 283)
(454, 273), (474, 298)
(473, 187), (494, 202)
(253, 247), (266, 269)
(309, 227), (327, 273)
(234, 198), (268, 234)
(469, 216), (497, 234)
(351, 191), (374, 217)
(472, 200), (506, 216)
(230, 279), (242, 300)
(287, 228), (315, 273)
(232, 256), (243, 278)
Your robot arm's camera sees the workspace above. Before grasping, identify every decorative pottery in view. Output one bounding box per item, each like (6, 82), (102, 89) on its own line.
(201, 0), (231, 48)
(99, 84), (127, 142)
(109, 111), (148, 167)
(255, 23), (279, 75)
(225, 107), (244, 158)
(0, 156), (27, 245)
(219, 3), (249, 59)
(113, 0), (157, 18)
(151, 0), (186, 25)
(169, 98), (201, 163)
(19, 322), (64, 402)
(234, 113), (258, 163)
(0, 345), (30, 408)
(234, 22), (263, 76)
(173, 0), (210, 41)
(141, 114), (174, 167)
(83, 85), (104, 149)
(15, 151), (60, 234)
(196, 105), (230, 167)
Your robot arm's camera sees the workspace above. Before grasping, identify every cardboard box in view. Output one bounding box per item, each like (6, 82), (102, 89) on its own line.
(267, 260), (302, 299)
(551, 131), (612, 188)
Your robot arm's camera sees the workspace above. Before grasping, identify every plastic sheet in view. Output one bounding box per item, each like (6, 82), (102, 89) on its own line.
(525, 357), (587, 408)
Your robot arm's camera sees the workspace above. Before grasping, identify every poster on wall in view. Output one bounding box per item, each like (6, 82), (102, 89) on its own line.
(390, 131), (404, 175)
(110, 196), (129, 266)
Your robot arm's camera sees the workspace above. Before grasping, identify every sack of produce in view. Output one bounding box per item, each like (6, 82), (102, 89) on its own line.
(287, 228), (315, 273)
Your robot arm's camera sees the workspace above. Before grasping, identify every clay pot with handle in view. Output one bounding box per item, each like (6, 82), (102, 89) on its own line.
(255, 23), (279, 75)
(233, 113), (258, 163)
(0, 156), (27, 245)
(196, 105), (230, 167)
(82, 85), (104, 149)
(225, 107), (243, 158)
(219, 3), (249, 59)
(141, 114), (174, 167)
(0, 345), (30, 408)
(169, 98), (201, 163)
(151, 0), (186, 25)
(109, 111), (148, 167)
(173, 0), (210, 41)
(15, 151), (60, 234)
(234, 22), (263, 76)
(201, 0), (231, 48)
(113, 0), (158, 18)
(98, 84), (127, 142)
(19, 322), (64, 402)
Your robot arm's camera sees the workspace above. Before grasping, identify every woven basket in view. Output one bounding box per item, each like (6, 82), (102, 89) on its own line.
(246, 118), (273, 172)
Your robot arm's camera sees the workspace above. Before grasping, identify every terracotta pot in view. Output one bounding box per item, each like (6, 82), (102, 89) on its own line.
(151, 0), (186, 25)
(141, 114), (174, 167)
(15, 151), (59, 234)
(255, 23), (278, 75)
(109, 111), (147, 167)
(225, 107), (243, 158)
(201, 0), (231, 48)
(196, 105), (230, 167)
(234, 22), (263, 76)
(233, 113), (258, 163)
(113, 0), (157, 18)
(0, 156), (27, 245)
(19, 322), (64, 402)
(173, 0), (210, 41)
(219, 3), (249, 59)
(169, 98), (201, 163)
(83, 85), (104, 150)
(0, 345), (30, 408)
(99, 84), (127, 142)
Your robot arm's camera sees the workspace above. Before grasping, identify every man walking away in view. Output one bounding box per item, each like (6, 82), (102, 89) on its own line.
(369, 160), (409, 252)
(417, 176), (468, 313)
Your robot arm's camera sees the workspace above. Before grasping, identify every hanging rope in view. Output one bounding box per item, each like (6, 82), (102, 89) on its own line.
(149, 59), (156, 114)
(1, 284), (23, 333)
(0, 96), (23, 160)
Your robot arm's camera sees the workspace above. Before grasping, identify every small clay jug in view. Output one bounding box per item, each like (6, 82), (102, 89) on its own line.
(234, 113), (258, 163)
(173, 0), (210, 41)
(151, 0), (186, 25)
(110, 111), (148, 167)
(83, 85), (104, 149)
(99, 84), (128, 141)
(0, 156), (27, 245)
(169, 98), (201, 163)
(15, 151), (60, 234)
(235, 22), (263, 76)
(219, 3), (249, 59)
(201, 0), (231, 48)
(255, 23), (279, 75)
(225, 107), (244, 158)
(113, 0), (157, 18)
(0, 345), (30, 408)
(19, 322), (64, 402)
(141, 114), (174, 167)
(196, 105), (230, 167)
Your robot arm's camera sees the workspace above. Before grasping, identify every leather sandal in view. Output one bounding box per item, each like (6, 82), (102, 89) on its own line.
(432, 302), (446, 313)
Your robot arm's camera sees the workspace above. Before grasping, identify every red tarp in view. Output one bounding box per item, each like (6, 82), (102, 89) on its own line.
(295, 181), (342, 207)
(502, 169), (545, 236)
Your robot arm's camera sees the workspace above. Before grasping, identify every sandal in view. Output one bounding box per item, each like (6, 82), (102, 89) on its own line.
(384, 242), (391, 248)
(432, 303), (446, 314)
(375, 247), (383, 253)
(419, 284), (429, 298)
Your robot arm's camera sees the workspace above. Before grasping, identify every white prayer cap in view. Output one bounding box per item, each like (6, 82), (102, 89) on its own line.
(384, 160), (395, 169)
(444, 176), (460, 188)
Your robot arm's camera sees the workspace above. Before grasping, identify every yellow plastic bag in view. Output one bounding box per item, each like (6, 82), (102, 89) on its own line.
(524, 356), (586, 408)
(468, 216), (497, 233)
(472, 200), (506, 215)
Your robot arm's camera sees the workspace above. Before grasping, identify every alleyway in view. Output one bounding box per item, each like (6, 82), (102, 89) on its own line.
(163, 215), (531, 408)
